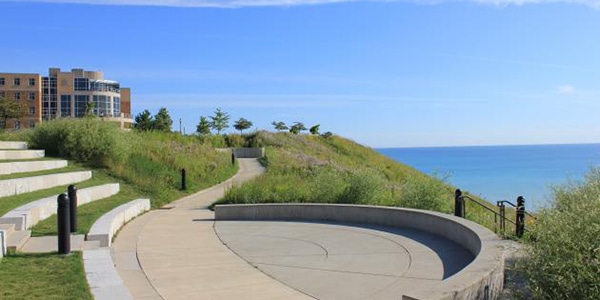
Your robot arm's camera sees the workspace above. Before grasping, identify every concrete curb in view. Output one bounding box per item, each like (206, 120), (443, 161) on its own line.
(0, 170), (92, 198)
(0, 183), (120, 230)
(215, 204), (509, 300)
(0, 149), (45, 160)
(83, 248), (133, 300)
(87, 199), (150, 247)
(0, 141), (28, 150)
(0, 160), (68, 175)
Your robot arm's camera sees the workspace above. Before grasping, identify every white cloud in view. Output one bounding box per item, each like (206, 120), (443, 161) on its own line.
(3, 0), (600, 8)
(557, 85), (576, 94)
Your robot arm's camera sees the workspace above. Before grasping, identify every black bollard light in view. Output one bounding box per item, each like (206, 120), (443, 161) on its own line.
(516, 196), (525, 238)
(181, 168), (187, 191)
(454, 189), (465, 218)
(231, 152), (235, 165)
(68, 185), (77, 233)
(57, 193), (71, 255)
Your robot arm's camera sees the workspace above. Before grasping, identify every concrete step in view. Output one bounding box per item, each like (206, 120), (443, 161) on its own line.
(0, 150), (45, 160)
(0, 141), (28, 150)
(0, 223), (16, 256)
(7, 230), (31, 253)
(20, 234), (86, 253)
(0, 159), (68, 175)
(0, 170), (92, 198)
(0, 183), (120, 230)
(0, 223), (16, 235)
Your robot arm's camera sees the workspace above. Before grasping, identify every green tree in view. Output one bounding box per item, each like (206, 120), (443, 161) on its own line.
(271, 121), (288, 132)
(289, 122), (307, 135)
(0, 96), (22, 129)
(84, 101), (96, 117)
(153, 107), (173, 132)
(196, 116), (211, 135)
(233, 117), (253, 134)
(210, 108), (230, 135)
(134, 109), (153, 131)
(309, 124), (320, 135)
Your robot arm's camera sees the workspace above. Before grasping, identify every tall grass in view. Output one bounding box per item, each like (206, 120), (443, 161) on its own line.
(521, 167), (600, 299)
(218, 131), (457, 215)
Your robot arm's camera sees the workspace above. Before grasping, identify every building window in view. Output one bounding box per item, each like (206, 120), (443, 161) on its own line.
(14, 92), (20, 100)
(74, 78), (89, 91)
(0, 91), (5, 98)
(29, 78), (36, 86)
(0, 120), (5, 128)
(14, 78), (20, 86)
(29, 121), (36, 128)
(29, 92), (36, 101)
(74, 95), (89, 117)
(0, 78), (4, 85)
(29, 106), (36, 115)
(60, 95), (72, 117)
(14, 120), (21, 129)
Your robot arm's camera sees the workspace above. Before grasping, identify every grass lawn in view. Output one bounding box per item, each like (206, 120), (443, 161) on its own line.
(0, 252), (92, 300)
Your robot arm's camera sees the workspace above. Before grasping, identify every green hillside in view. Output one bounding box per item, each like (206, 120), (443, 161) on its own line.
(218, 131), (499, 230)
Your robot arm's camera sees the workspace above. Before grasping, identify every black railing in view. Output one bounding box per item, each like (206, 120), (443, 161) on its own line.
(455, 189), (535, 238)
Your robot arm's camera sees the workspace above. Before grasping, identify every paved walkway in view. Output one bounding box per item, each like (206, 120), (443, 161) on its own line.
(112, 159), (311, 299)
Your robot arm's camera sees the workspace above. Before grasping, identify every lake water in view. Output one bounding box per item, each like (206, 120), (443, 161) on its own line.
(377, 144), (600, 211)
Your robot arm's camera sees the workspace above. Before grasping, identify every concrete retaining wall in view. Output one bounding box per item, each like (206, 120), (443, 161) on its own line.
(0, 141), (28, 150)
(0, 183), (120, 230)
(87, 199), (150, 247)
(233, 148), (265, 158)
(83, 248), (133, 300)
(0, 150), (45, 160)
(215, 204), (507, 300)
(0, 171), (92, 198)
(0, 230), (5, 258)
(0, 160), (68, 175)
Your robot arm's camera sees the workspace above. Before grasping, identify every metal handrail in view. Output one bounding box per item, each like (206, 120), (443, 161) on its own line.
(497, 200), (537, 220)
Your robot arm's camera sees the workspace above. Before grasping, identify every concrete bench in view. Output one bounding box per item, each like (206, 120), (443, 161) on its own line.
(83, 248), (133, 300)
(0, 183), (120, 230)
(0, 141), (28, 150)
(215, 204), (510, 300)
(0, 150), (45, 160)
(87, 199), (150, 247)
(0, 170), (92, 198)
(0, 160), (68, 175)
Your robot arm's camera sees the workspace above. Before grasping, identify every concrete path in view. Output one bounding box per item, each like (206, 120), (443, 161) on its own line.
(112, 159), (311, 299)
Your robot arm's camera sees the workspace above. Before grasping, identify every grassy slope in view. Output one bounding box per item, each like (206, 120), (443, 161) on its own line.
(219, 131), (501, 230)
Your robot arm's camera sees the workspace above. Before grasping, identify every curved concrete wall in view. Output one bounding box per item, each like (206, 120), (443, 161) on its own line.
(215, 204), (508, 300)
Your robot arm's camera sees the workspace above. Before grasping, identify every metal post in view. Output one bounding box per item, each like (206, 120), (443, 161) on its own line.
(454, 189), (465, 218)
(231, 152), (235, 166)
(68, 185), (77, 233)
(181, 168), (187, 191)
(57, 193), (71, 255)
(497, 201), (505, 234)
(516, 196), (525, 238)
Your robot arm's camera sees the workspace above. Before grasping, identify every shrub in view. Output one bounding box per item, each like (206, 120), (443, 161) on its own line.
(398, 174), (451, 212)
(522, 167), (600, 299)
(339, 170), (389, 205)
(28, 118), (128, 167)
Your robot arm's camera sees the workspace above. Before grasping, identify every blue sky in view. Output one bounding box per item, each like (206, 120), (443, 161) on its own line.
(1, 0), (599, 147)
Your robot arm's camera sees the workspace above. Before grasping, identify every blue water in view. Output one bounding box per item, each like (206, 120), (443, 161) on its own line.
(377, 144), (600, 210)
